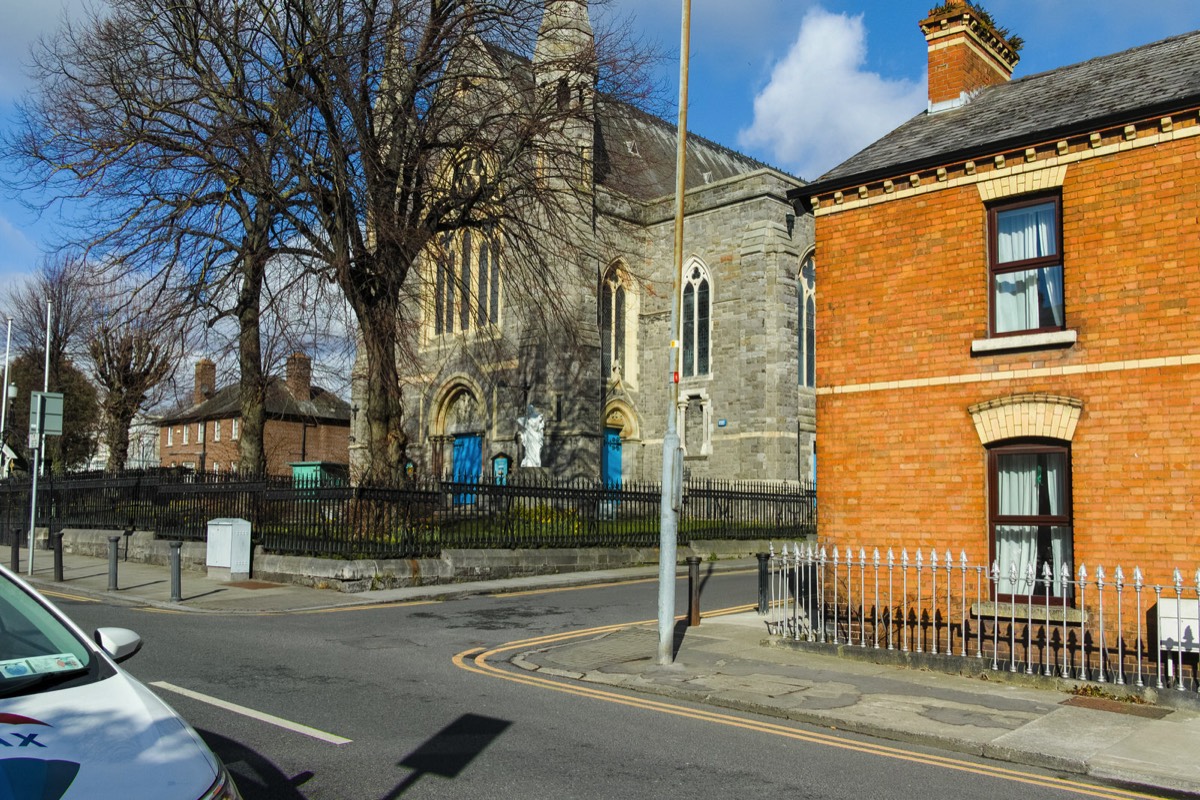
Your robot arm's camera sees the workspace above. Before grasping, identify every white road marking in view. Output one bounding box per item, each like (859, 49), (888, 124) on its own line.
(150, 681), (353, 745)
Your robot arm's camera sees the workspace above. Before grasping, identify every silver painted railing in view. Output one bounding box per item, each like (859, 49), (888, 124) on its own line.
(765, 542), (1200, 691)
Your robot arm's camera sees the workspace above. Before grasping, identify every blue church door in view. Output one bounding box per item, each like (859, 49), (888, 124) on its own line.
(602, 428), (622, 488)
(452, 434), (482, 504)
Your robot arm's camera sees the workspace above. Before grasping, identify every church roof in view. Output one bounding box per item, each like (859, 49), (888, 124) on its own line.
(595, 99), (778, 200)
(809, 28), (1200, 193)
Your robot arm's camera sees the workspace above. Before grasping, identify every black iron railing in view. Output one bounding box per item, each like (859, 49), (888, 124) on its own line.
(0, 470), (815, 560)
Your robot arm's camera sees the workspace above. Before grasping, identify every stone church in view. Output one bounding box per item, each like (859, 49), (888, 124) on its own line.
(350, 0), (816, 485)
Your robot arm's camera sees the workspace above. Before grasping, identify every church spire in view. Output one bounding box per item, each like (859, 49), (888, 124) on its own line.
(534, 0), (594, 69)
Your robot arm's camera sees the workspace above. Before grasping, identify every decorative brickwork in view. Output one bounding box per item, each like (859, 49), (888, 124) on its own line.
(968, 394), (1082, 444)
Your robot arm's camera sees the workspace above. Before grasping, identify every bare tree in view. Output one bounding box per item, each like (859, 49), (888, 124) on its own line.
(257, 0), (660, 481)
(89, 317), (173, 472)
(2, 253), (101, 374)
(9, 0), (661, 483)
(7, 0), (316, 474)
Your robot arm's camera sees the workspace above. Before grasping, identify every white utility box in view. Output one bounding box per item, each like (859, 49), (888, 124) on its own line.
(1156, 597), (1199, 654)
(206, 518), (251, 582)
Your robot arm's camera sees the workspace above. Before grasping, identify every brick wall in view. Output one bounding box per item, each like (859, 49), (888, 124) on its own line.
(159, 418), (350, 475)
(815, 129), (1200, 582)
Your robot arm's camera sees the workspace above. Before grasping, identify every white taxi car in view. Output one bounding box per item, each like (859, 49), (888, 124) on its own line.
(0, 564), (240, 799)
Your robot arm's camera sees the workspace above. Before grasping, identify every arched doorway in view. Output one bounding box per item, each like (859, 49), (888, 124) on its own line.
(602, 403), (639, 488)
(432, 382), (486, 501)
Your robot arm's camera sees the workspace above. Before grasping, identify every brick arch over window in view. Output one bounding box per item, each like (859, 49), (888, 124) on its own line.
(968, 394), (1083, 445)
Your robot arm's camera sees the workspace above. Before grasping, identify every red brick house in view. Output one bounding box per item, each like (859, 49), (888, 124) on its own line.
(158, 354), (351, 476)
(794, 2), (1200, 600)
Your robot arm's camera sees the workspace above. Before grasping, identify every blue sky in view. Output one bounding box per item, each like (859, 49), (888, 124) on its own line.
(2, 0), (1200, 289)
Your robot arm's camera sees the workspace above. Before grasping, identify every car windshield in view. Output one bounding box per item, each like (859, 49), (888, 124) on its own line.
(0, 573), (92, 692)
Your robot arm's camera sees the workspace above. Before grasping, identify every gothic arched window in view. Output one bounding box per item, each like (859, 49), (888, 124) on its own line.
(799, 253), (816, 388)
(435, 225), (500, 337)
(681, 261), (711, 378)
(601, 266), (626, 380)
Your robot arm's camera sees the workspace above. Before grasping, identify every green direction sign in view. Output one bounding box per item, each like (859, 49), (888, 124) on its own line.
(28, 391), (65, 448)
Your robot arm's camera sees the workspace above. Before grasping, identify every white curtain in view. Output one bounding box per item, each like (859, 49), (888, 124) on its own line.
(1045, 456), (1071, 597)
(995, 270), (1038, 332)
(996, 454), (1038, 595)
(995, 204), (1060, 332)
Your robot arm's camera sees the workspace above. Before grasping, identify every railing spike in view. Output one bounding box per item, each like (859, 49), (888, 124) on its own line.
(873, 547), (880, 566)
(1174, 568), (1183, 589)
(887, 547), (895, 565)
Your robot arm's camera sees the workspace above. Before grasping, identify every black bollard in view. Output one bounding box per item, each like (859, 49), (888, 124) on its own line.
(169, 541), (183, 602)
(107, 535), (120, 591)
(52, 531), (64, 582)
(9, 526), (18, 572)
(686, 556), (701, 627)
(757, 552), (771, 615)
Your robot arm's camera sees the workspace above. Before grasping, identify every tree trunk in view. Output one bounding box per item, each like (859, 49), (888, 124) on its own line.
(237, 248), (268, 475)
(103, 395), (133, 472)
(358, 303), (407, 484)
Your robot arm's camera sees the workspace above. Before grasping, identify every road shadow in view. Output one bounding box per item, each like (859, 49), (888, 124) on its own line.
(382, 713), (511, 799)
(198, 729), (312, 800)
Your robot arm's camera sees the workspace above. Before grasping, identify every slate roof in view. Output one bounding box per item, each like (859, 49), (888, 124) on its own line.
(158, 377), (351, 426)
(809, 28), (1200, 194)
(595, 98), (780, 199)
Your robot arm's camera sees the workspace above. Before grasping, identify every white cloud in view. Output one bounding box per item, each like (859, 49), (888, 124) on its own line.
(0, 0), (92, 103)
(737, 6), (926, 181)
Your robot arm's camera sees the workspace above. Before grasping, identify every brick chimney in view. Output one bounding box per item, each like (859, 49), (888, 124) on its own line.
(286, 353), (312, 400)
(194, 358), (216, 405)
(920, 1), (1019, 112)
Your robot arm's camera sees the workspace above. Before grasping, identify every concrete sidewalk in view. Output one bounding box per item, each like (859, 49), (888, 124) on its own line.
(8, 546), (695, 612)
(513, 612), (1200, 797)
(13, 547), (1200, 796)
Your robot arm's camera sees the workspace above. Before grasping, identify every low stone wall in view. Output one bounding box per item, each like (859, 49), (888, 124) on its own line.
(55, 529), (778, 593)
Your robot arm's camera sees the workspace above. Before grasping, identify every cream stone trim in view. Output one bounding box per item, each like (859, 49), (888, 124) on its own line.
(968, 393), (1082, 444)
(812, 121), (1200, 217)
(816, 352), (1200, 396)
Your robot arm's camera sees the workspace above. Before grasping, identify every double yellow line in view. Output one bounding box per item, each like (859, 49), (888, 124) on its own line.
(454, 608), (1159, 800)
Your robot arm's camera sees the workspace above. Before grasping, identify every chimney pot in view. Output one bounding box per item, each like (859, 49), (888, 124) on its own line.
(194, 359), (216, 406)
(921, 2), (1019, 112)
(286, 353), (312, 400)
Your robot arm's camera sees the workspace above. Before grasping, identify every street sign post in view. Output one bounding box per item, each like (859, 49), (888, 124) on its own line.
(27, 391), (64, 576)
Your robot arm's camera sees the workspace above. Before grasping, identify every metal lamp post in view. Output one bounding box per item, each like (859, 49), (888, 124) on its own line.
(658, 0), (692, 666)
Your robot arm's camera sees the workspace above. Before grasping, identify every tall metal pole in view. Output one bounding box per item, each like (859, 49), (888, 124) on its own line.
(0, 318), (12, 475)
(29, 301), (51, 576)
(658, 0), (691, 666)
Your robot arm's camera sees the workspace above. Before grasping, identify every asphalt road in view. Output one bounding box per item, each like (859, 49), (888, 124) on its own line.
(58, 570), (1104, 800)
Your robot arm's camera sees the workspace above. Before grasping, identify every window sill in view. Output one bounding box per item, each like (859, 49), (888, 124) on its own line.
(971, 329), (1077, 355)
(971, 601), (1087, 624)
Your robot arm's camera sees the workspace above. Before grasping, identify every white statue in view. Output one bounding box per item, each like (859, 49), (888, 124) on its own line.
(516, 404), (545, 467)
